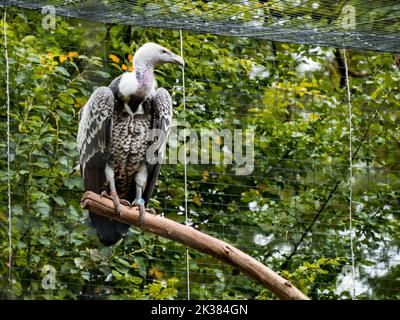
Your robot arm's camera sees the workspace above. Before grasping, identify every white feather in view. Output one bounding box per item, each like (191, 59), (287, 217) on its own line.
(150, 79), (158, 98)
(118, 72), (138, 97)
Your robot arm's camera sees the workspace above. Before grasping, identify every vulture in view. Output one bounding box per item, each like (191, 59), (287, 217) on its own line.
(77, 42), (184, 246)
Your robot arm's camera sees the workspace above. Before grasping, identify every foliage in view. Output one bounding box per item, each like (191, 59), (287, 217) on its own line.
(0, 6), (399, 299)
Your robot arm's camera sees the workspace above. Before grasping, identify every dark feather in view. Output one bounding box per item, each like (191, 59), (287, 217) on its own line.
(142, 88), (173, 205)
(77, 86), (130, 246)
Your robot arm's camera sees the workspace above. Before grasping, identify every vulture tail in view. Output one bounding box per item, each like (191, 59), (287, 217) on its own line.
(89, 212), (129, 246)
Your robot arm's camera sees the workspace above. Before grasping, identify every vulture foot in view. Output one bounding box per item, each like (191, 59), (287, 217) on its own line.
(101, 191), (130, 217)
(131, 198), (146, 225)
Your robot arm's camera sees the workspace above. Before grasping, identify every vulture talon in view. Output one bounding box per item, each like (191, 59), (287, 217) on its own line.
(100, 190), (109, 198)
(110, 192), (122, 217)
(119, 199), (131, 207)
(100, 191), (129, 217)
(132, 198), (146, 225)
(139, 205), (146, 226)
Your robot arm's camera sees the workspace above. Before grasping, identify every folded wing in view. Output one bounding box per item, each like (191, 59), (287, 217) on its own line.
(142, 88), (173, 204)
(77, 86), (130, 246)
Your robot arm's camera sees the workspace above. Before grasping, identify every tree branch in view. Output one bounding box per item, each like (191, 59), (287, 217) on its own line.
(80, 191), (309, 300)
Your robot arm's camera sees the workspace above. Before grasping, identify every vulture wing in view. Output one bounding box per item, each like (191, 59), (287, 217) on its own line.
(77, 86), (129, 245)
(142, 88), (173, 204)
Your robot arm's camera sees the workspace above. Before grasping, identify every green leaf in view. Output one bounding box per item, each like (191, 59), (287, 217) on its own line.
(134, 257), (147, 278)
(52, 196), (66, 206)
(55, 66), (70, 76)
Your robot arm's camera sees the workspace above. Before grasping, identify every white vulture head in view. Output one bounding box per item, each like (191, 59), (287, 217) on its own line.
(133, 42), (184, 68)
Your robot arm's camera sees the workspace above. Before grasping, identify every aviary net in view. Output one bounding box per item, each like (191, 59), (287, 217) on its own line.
(2, 0), (400, 52)
(0, 0), (399, 300)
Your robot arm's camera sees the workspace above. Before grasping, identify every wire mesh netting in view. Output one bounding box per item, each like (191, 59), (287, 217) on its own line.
(0, 2), (400, 300)
(1, 0), (400, 52)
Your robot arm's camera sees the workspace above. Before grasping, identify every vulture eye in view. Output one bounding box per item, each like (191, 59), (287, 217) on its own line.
(161, 49), (168, 54)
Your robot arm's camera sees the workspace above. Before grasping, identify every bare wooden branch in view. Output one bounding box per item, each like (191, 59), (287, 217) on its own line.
(80, 191), (309, 300)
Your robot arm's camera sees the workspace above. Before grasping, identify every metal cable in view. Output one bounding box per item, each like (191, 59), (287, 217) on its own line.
(3, 6), (12, 288)
(180, 28), (190, 300)
(343, 48), (356, 300)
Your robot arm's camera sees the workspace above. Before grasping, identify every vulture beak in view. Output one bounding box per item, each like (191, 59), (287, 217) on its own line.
(170, 53), (185, 66)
